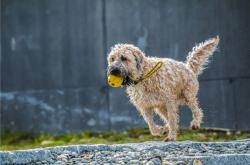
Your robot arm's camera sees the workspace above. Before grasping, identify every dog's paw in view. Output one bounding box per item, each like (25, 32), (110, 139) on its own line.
(191, 125), (200, 130)
(150, 129), (162, 136)
(159, 126), (168, 136)
(164, 136), (176, 142)
(190, 120), (201, 130)
(163, 131), (177, 141)
(150, 126), (168, 136)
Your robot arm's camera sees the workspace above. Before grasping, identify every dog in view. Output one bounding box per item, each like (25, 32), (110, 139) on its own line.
(107, 36), (219, 141)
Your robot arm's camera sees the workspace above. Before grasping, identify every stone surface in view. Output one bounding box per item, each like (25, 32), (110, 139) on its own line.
(1, 140), (250, 165)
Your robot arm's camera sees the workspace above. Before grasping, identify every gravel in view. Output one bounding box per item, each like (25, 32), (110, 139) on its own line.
(1, 140), (250, 165)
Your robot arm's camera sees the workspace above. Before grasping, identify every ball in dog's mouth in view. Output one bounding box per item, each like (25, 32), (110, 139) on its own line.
(107, 74), (123, 88)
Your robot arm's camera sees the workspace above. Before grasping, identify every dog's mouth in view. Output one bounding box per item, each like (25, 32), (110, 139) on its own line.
(121, 76), (133, 87)
(121, 75), (140, 87)
(108, 67), (138, 87)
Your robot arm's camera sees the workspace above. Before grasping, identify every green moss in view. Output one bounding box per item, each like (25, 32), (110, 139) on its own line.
(1, 128), (249, 150)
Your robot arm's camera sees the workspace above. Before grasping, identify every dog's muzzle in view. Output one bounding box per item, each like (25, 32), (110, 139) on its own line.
(108, 66), (135, 87)
(109, 67), (121, 76)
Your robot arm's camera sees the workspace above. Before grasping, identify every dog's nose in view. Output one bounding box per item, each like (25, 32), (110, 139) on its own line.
(110, 68), (121, 76)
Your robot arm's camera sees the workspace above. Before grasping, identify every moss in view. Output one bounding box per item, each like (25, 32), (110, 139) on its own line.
(1, 128), (250, 150)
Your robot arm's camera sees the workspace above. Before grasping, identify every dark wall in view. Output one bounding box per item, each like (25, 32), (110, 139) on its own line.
(1, 0), (250, 134)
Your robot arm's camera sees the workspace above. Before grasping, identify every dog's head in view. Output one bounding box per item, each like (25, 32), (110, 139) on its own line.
(107, 44), (146, 86)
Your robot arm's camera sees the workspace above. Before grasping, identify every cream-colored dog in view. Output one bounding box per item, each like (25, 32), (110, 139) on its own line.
(107, 37), (219, 141)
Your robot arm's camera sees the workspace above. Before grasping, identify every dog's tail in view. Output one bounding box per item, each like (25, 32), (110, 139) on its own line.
(186, 36), (219, 75)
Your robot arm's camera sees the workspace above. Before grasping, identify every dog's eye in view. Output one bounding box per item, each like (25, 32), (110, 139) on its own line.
(111, 57), (115, 62)
(121, 56), (127, 61)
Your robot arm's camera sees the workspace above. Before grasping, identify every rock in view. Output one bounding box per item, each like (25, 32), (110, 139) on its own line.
(193, 159), (202, 165)
(189, 148), (198, 153)
(56, 154), (68, 161)
(175, 161), (187, 165)
(162, 160), (173, 165)
(1, 140), (250, 164)
(146, 157), (162, 165)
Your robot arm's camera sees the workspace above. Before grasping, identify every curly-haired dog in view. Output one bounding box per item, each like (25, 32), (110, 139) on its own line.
(107, 37), (219, 141)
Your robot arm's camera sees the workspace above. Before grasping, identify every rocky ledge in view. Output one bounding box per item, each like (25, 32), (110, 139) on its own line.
(1, 140), (250, 165)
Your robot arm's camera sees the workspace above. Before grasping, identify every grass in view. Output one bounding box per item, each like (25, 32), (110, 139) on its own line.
(1, 128), (250, 151)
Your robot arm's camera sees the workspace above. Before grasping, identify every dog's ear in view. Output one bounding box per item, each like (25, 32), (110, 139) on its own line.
(133, 54), (141, 70)
(132, 50), (145, 70)
(108, 44), (121, 60)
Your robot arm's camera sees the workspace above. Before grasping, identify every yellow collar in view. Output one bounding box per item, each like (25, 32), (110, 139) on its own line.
(128, 61), (163, 84)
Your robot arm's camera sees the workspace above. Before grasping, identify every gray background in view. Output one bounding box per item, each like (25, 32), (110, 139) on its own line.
(1, 0), (250, 134)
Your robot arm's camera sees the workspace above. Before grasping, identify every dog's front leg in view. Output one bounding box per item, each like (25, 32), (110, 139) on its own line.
(137, 107), (164, 136)
(164, 102), (179, 141)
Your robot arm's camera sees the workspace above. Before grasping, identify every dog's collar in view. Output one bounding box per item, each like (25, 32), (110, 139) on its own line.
(127, 61), (163, 85)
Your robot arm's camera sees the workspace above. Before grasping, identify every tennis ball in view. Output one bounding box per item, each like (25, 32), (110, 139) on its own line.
(108, 75), (123, 88)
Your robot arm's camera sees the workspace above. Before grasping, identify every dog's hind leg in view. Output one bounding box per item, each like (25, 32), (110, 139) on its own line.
(186, 97), (203, 130)
(184, 88), (203, 129)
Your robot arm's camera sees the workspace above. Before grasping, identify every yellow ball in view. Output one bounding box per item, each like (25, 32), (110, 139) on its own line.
(108, 75), (123, 88)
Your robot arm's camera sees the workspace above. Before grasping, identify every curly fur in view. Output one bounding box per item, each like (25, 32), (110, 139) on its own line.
(107, 36), (219, 141)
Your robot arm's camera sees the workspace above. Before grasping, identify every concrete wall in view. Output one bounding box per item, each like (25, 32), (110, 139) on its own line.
(1, 0), (250, 134)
